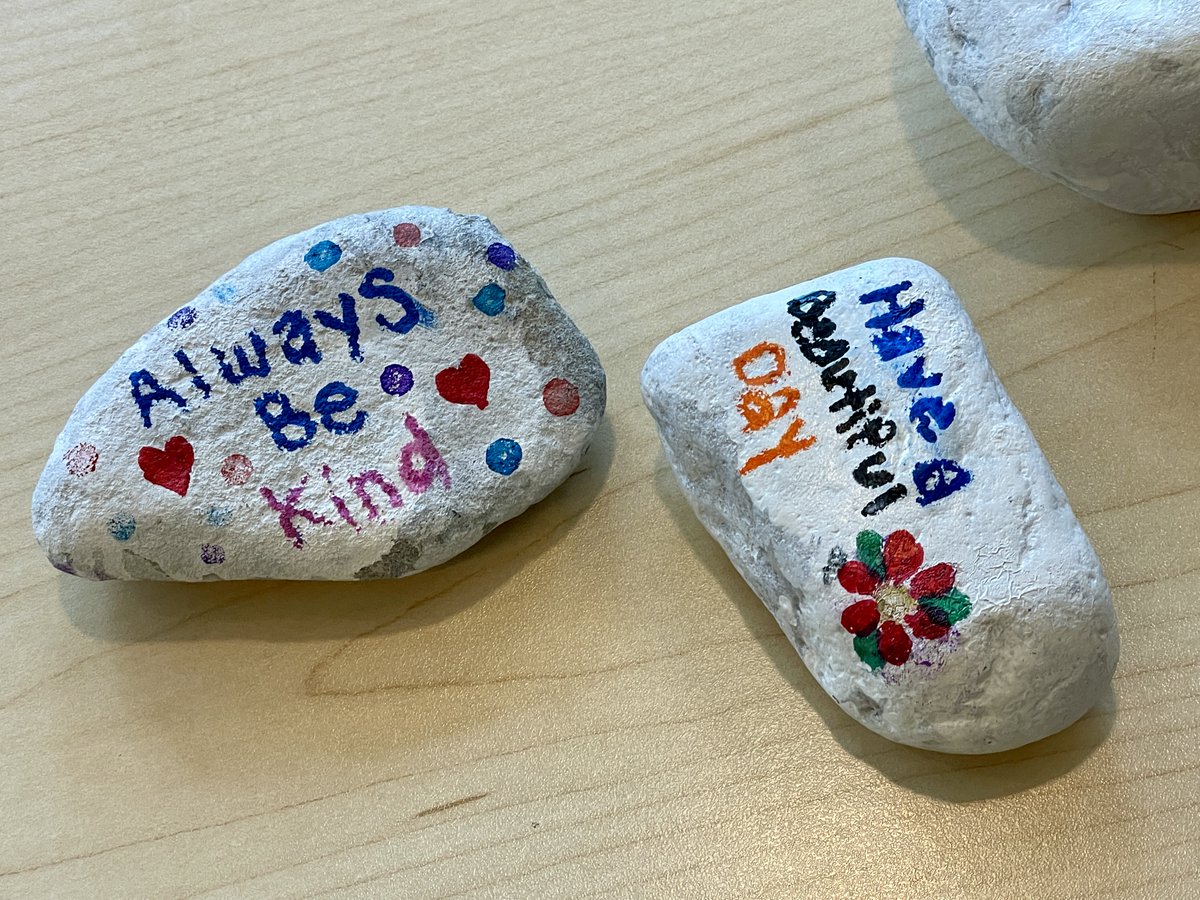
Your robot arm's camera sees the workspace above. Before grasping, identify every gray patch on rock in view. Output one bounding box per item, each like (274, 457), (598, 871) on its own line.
(122, 550), (168, 580)
(355, 538), (422, 580)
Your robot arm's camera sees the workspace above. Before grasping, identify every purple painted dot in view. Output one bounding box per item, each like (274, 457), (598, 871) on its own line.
(200, 543), (225, 565)
(167, 306), (198, 329)
(486, 242), (517, 270)
(380, 364), (414, 396)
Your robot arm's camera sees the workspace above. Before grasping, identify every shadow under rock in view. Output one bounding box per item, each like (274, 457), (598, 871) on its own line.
(56, 418), (616, 645)
(651, 457), (1113, 801)
(890, 30), (1200, 267)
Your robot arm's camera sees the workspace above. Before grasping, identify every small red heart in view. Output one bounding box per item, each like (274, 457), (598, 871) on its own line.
(436, 353), (490, 409)
(138, 436), (194, 496)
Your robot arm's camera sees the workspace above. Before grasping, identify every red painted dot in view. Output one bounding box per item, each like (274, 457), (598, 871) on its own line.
(220, 453), (253, 486)
(542, 378), (580, 416)
(63, 442), (99, 477)
(393, 223), (421, 247)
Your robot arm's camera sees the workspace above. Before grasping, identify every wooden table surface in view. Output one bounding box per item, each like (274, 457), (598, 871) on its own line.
(3, 0), (1198, 896)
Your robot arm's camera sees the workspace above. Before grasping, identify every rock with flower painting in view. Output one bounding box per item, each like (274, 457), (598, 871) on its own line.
(32, 206), (605, 580)
(642, 258), (1118, 754)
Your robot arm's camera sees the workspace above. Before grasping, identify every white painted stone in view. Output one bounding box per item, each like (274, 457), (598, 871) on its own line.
(642, 258), (1117, 754)
(33, 206), (605, 581)
(897, 0), (1200, 214)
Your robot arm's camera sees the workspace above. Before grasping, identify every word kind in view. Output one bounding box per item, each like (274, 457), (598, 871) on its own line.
(128, 267), (424, 450)
(787, 286), (971, 516)
(260, 414), (451, 547)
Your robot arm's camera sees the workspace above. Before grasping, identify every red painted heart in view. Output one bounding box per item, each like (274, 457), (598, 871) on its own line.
(436, 353), (490, 409)
(138, 436), (194, 496)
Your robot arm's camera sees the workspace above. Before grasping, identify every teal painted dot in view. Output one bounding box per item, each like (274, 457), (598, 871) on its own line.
(305, 240), (342, 272)
(472, 283), (506, 316)
(212, 282), (238, 303)
(206, 506), (233, 527)
(107, 515), (136, 541)
(486, 438), (522, 476)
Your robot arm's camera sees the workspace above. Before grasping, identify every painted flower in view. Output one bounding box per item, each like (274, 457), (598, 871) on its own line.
(837, 529), (971, 670)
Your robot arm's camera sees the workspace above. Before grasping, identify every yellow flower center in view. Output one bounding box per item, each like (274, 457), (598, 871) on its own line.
(874, 583), (915, 622)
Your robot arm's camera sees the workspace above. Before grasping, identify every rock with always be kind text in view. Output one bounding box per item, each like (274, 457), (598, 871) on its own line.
(642, 258), (1117, 754)
(33, 206), (605, 581)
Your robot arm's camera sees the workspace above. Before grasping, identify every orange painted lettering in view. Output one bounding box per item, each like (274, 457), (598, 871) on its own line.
(732, 342), (787, 386)
(739, 417), (817, 475)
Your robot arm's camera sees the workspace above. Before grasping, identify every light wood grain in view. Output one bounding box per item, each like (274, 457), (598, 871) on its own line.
(2, 0), (1198, 896)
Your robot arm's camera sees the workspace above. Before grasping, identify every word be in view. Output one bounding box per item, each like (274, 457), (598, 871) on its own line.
(254, 381), (367, 452)
(731, 342), (816, 475)
(259, 413), (451, 547)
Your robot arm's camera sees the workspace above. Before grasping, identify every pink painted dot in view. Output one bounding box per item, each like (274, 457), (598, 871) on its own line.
(220, 453), (253, 486)
(63, 442), (99, 477)
(542, 378), (581, 417)
(393, 223), (421, 247)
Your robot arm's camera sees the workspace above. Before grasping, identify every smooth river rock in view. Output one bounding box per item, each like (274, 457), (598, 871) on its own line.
(897, 0), (1200, 214)
(33, 206), (605, 580)
(642, 258), (1118, 754)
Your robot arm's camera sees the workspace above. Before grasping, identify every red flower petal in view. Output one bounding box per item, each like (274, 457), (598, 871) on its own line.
(877, 620), (913, 665)
(910, 563), (956, 600)
(838, 560), (881, 595)
(905, 608), (950, 640)
(841, 599), (880, 636)
(883, 530), (924, 584)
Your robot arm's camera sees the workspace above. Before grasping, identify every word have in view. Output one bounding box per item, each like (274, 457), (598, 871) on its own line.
(858, 280), (971, 506)
(259, 414), (451, 548)
(128, 267), (425, 432)
(731, 342), (816, 475)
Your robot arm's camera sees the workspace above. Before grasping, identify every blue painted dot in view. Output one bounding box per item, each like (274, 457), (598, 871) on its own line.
(486, 438), (522, 476)
(472, 283), (506, 316)
(486, 242), (517, 270)
(380, 363), (414, 396)
(167, 306), (198, 329)
(107, 515), (136, 541)
(416, 302), (438, 329)
(206, 506), (233, 527)
(305, 240), (343, 272)
(212, 282), (238, 303)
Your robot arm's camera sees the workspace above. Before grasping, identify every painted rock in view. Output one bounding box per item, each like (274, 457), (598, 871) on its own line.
(897, 0), (1200, 214)
(33, 207), (605, 580)
(642, 259), (1118, 753)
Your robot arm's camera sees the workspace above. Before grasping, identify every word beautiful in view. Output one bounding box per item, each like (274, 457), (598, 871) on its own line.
(128, 267), (424, 450)
(732, 282), (972, 517)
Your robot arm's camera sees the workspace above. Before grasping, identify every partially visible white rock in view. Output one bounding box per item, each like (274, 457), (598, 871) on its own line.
(33, 206), (605, 581)
(898, 0), (1200, 214)
(642, 258), (1117, 754)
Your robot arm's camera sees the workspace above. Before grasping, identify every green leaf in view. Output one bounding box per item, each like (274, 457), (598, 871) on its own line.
(856, 530), (885, 577)
(853, 631), (885, 670)
(924, 587), (971, 625)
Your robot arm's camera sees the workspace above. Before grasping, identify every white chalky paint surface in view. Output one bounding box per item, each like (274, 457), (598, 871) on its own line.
(32, 206), (605, 581)
(898, 0), (1200, 214)
(642, 258), (1118, 754)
